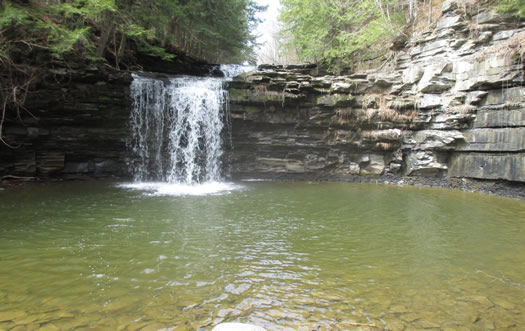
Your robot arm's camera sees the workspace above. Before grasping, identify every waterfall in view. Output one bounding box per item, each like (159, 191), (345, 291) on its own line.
(128, 65), (253, 185)
(220, 64), (256, 78)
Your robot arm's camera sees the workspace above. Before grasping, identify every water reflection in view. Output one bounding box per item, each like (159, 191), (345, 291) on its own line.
(0, 181), (524, 330)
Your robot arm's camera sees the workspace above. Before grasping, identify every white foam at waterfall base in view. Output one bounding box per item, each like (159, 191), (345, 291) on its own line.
(125, 65), (255, 196)
(119, 182), (242, 196)
(128, 75), (228, 184)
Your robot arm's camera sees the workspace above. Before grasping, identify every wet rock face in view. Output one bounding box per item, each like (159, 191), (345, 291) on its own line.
(0, 65), (133, 179)
(228, 1), (525, 184)
(1, 1), (524, 188)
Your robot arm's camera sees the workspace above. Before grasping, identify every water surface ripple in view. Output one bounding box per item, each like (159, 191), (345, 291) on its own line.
(0, 181), (524, 330)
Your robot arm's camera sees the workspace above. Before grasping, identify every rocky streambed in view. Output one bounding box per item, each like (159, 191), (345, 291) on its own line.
(0, 181), (524, 330)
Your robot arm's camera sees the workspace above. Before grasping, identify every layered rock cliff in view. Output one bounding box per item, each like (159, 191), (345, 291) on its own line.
(227, 1), (525, 191)
(0, 61), (222, 180)
(0, 0), (523, 196)
(0, 65), (132, 179)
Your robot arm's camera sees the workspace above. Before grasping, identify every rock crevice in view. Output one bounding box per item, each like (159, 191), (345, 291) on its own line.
(1, 1), (523, 196)
(228, 1), (525, 186)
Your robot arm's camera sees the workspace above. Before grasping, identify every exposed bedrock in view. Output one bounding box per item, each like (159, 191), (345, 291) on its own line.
(227, 1), (525, 187)
(0, 1), (524, 196)
(0, 65), (133, 179)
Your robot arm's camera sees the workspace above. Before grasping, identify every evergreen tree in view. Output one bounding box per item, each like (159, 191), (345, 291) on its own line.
(279, 0), (406, 69)
(0, 0), (264, 145)
(0, 0), (264, 65)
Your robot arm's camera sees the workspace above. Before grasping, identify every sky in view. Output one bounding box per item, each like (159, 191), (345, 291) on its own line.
(254, 0), (282, 62)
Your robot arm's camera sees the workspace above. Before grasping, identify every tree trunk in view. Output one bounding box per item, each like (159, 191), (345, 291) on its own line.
(96, 12), (113, 58)
(428, 0), (433, 25)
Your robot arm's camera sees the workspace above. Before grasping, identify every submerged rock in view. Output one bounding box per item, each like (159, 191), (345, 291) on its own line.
(212, 322), (267, 331)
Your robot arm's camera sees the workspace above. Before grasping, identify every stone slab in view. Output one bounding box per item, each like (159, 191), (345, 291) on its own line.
(473, 109), (525, 128)
(448, 152), (525, 182)
(459, 128), (525, 152)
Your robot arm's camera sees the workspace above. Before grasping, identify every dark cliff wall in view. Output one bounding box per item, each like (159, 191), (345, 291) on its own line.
(228, 2), (525, 190)
(0, 1), (523, 196)
(0, 56), (223, 181)
(0, 65), (133, 179)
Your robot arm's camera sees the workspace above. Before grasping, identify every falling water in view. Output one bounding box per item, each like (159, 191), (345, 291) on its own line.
(128, 65), (254, 186)
(220, 64), (256, 78)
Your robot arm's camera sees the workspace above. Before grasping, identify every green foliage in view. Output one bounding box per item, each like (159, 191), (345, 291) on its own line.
(279, 0), (405, 69)
(0, 0), (264, 146)
(1, 1), (112, 62)
(496, 0), (525, 18)
(0, 4), (29, 62)
(0, 0), (264, 65)
(0, 3), (30, 30)
(58, 0), (116, 19)
(46, 26), (92, 57)
(124, 0), (265, 63)
(124, 24), (152, 39)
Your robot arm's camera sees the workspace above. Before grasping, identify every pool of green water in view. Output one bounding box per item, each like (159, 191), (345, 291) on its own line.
(0, 181), (524, 330)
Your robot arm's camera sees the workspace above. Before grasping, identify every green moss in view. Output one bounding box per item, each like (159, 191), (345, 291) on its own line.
(257, 93), (284, 102)
(245, 106), (262, 113)
(496, 0), (525, 18)
(228, 88), (249, 101)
